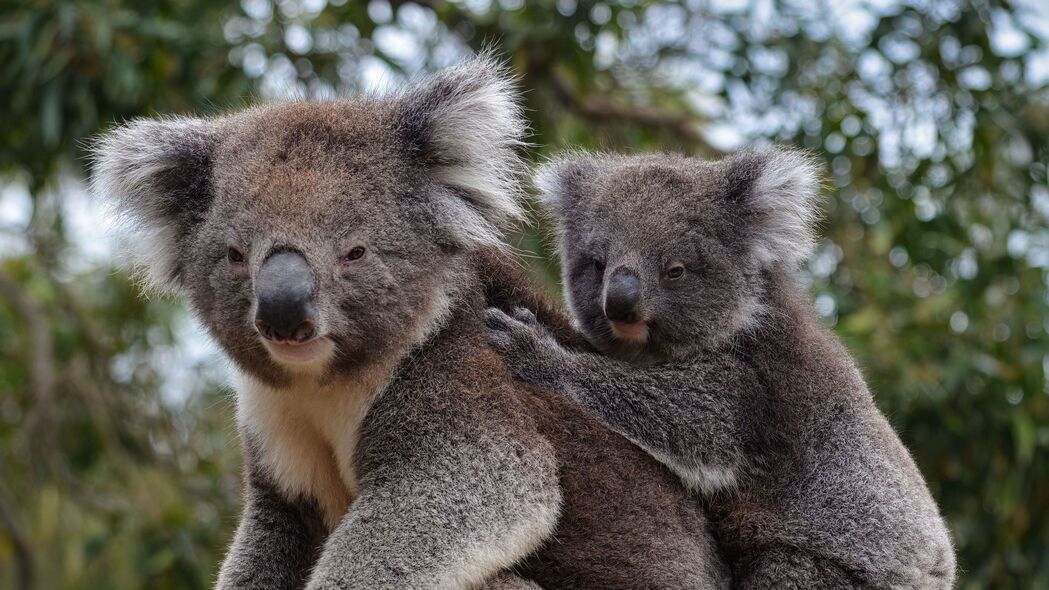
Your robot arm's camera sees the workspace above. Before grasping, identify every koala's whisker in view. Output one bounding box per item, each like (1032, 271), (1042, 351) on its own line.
(503, 242), (542, 262)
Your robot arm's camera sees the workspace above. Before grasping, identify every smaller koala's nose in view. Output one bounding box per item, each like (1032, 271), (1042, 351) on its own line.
(254, 250), (318, 343)
(604, 268), (642, 324)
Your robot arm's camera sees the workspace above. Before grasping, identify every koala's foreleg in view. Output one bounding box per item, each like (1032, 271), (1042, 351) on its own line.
(216, 458), (328, 590)
(304, 474), (560, 590)
(557, 355), (756, 495)
(487, 308), (759, 495)
(304, 395), (562, 590)
(734, 546), (863, 590)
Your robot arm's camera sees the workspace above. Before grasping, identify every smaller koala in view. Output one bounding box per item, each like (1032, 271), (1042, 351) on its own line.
(487, 150), (956, 588)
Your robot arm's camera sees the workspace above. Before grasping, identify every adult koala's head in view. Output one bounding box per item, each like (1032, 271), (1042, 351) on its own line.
(536, 149), (820, 362)
(92, 57), (525, 385)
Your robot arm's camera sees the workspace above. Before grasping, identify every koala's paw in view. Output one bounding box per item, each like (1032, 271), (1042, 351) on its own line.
(485, 307), (553, 354)
(485, 307), (566, 381)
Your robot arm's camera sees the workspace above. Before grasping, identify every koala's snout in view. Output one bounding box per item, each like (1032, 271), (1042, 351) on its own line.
(604, 267), (642, 324)
(254, 250), (318, 343)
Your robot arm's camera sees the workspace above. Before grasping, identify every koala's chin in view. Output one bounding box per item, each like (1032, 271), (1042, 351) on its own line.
(584, 324), (664, 366)
(582, 312), (703, 366)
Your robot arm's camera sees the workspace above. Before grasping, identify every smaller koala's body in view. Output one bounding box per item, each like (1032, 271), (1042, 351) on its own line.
(488, 151), (956, 588)
(93, 60), (728, 589)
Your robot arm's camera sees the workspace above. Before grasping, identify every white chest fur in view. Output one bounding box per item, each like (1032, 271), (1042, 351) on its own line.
(234, 369), (386, 529)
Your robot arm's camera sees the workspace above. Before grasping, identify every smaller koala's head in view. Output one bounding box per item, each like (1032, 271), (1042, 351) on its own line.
(91, 57), (525, 385)
(536, 149), (820, 361)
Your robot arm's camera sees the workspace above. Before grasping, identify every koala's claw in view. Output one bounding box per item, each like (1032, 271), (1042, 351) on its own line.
(510, 306), (539, 325)
(485, 307), (515, 332)
(486, 306), (573, 390)
(485, 307), (529, 355)
(485, 306), (558, 357)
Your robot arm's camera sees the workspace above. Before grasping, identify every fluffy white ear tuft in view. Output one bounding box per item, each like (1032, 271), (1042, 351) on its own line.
(733, 147), (822, 268)
(533, 153), (595, 219)
(89, 116), (216, 294)
(395, 54), (527, 250)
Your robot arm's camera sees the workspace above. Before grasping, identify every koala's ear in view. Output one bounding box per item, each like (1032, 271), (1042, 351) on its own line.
(90, 117), (217, 294)
(394, 55), (527, 250)
(727, 147), (822, 268)
(533, 155), (595, 220)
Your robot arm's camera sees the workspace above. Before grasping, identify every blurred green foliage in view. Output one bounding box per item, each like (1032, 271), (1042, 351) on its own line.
(1, 0), (1047, 588)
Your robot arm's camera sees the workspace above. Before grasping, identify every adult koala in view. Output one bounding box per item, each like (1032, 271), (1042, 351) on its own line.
(91, 58), (728, 589)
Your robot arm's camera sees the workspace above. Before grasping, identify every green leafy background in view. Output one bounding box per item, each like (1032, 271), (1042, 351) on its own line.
(1, 0), (1047, 588)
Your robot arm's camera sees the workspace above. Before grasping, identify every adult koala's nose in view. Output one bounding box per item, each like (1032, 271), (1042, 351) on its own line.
(254, 250), (318, 343)
(604, 267), (642, 324)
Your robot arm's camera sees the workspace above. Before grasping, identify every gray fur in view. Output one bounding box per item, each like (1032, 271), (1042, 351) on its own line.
(90, 116), (218, 293)
(489, 150), (956, 588)
(216, 435), (328, 588)
(93, 58), (728, 589)
(477, 574), (543, 590)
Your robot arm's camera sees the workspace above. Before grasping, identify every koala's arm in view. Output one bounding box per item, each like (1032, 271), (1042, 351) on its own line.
(305, 388), (561, 590)
(217, 447), (327, 589)
(487, 308), (762, 494)
(561, 354), (759, 494)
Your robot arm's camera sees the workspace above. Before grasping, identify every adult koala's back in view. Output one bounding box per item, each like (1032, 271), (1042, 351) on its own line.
(92, 58), (727, 589)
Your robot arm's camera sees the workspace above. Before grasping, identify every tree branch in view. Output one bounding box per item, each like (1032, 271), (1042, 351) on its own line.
(0, 474), (34, 590)
(0, 267), (55, 455)
(550, 73), (712, 151)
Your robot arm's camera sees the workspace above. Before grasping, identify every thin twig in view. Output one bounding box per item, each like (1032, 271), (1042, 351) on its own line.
(0, 473), (34, 590)
(550, 73), (712, 150)
(0, 268), (55, 456)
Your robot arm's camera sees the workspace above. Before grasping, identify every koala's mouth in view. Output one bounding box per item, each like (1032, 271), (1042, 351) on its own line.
(609, 320), (650, 343)
(261, 336), (336, 367)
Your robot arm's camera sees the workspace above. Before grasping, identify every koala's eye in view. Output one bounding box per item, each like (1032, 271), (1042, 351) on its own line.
(665, 263), (686, 280)
(343, 246), (366, 262)
(592, 258), (606, 273)
(227, 247), (246, 265)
